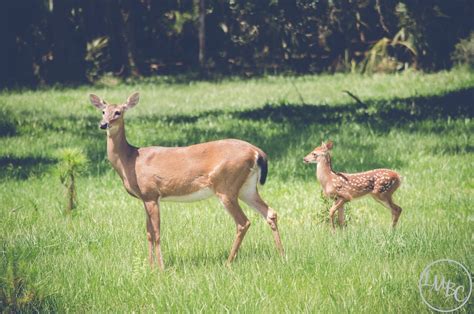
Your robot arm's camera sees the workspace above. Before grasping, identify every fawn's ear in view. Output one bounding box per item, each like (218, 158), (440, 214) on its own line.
(325, 140), (333, 150)
(89, 94), (106, 110)
(124, 92), (139, 110)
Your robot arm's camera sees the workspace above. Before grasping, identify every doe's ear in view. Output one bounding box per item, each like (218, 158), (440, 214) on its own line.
(89, 94), (106, 110)
(124, 92), (139, 110)
(325, 140), (334, 150)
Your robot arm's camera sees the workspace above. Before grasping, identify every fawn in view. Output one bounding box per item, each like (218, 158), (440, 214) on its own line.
(304, 140), (402, 229)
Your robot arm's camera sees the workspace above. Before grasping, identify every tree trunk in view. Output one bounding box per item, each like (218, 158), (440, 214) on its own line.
(105, 1), (127, 75)
(67, 173), (75, 211)
(0, 1), (10, 87)
(197, 0), (206, 71)
(51, 0), (86, 83)
(51, 0), (67, 82)
(120, 0), (140, 77)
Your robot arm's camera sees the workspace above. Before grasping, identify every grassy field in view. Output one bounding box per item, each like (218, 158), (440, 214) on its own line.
(0, 68), (473, 312)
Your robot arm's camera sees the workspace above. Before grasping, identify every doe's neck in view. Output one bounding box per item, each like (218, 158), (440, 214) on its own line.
(106, 120), (135, 162)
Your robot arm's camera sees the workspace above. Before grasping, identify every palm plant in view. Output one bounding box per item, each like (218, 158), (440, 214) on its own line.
(56, 148), (88, 211)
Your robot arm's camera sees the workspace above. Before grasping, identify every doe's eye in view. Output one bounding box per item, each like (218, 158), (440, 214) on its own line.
(102, 110), (105, 115)
(114, 111), (121, 116)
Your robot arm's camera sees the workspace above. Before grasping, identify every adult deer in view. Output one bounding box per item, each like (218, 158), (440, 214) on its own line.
(89, 92), (284, 269)
(303, 141), (402, 230)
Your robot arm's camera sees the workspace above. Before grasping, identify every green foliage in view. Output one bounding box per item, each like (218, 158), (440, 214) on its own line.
(0, 70), (472, 311)
(85, 37), (110, 82)
(56, 148), (88, 211)
(170, 11), (195, 34)
(361, 28), (417, 73)
(56, 148), (88, 185)
(452, 32), (474, 68)
(396, 1), (473, 70)
(1, 0), (473, 87)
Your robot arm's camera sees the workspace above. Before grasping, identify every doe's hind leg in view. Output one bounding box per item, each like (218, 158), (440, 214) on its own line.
(239, 184), (285, 257)
(217, 194), (251, 264)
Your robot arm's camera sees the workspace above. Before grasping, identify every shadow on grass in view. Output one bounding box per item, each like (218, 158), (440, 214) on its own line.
(0, 156), (56, 180)
(166, 250), (229, 269)
(122, 87), (472, 174)
(165, 243), (277, 269)
(1, 87), (472, 180)
(237, 87), (474, 128)
(0, 109), (18, 137)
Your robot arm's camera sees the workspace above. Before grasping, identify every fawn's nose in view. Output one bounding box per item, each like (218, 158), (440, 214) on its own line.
(303, 157), (309, 163)
(100, 122), (108, 129)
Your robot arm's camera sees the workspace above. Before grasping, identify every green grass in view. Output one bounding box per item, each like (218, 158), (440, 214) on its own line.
(1, 68), (473, 312)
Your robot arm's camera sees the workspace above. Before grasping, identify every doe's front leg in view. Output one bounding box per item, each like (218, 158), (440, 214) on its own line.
(144, 200), (164, 270)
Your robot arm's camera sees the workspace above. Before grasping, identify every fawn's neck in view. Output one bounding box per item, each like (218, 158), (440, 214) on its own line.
(316, 154), (336, 188)
(106, 121), (135, 171)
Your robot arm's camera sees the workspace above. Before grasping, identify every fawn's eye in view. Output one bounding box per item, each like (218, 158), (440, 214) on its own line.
(114, 111), (121, 116)
(312, 152), (317, 156)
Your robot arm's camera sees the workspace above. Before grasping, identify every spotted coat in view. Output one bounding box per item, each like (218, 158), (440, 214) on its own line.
(330, 169), (401, 200)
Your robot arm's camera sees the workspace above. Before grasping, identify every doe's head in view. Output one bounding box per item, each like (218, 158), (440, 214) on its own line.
(89, 92), (140, 131)
(303, 140), (333, 164)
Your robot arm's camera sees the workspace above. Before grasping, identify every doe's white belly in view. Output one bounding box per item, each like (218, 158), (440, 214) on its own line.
(161, 187), (214, 203)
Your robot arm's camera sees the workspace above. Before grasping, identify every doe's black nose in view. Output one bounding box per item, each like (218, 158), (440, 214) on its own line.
(100, 123), (108, 129)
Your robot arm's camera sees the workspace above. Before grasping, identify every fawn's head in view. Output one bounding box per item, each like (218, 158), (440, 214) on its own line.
(303, 140), (333, 164)
(89, 92), (140, 132)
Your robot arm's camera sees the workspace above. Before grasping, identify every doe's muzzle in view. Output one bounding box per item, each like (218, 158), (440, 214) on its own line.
(100, 122), (108, 129)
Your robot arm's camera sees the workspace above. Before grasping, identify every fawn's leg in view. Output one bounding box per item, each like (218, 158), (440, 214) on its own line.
(337, 207), (345, 227)
(329, 199), (346, 230)
(373, 194), (402, 228)
(388, 198), (402, 228)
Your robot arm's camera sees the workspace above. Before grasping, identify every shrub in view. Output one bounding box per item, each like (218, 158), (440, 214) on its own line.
(451, 32), (474, 68)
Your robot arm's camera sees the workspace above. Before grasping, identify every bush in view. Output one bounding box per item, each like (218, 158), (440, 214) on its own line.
(451, 32), (474, 68)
